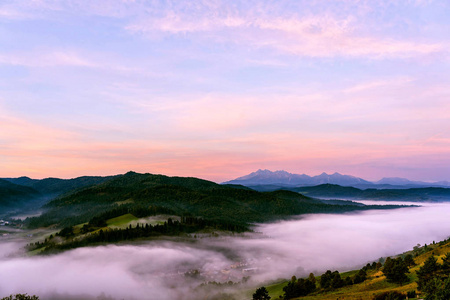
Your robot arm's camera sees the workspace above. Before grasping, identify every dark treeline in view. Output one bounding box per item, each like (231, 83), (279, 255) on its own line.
(30, 216), (248, 254)
(282, 274), (316, 299)
(271, 262), (381, 299)
(1, 295), (39, 300)
(318, 261), (381, 291)
(25, 203), (113, 229)
(382, 256), (413, 284)
(253, 259), (385, 300)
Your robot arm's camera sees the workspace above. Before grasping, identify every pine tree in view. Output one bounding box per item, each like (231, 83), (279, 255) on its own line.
(417, 256), (440, 290)
(253, 287), (271, 300)
(383, 257), (409, 284)
(441, 252), (450, 276)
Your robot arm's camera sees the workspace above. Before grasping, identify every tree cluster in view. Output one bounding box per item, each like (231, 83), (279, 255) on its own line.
(253, 287), (271, 300)
(403, 254), (416, 267)
(382, 257), (410, 284)
(352, 269), (367, 284)
(31, 216), (247, 253)
(320, 270), (346, 290)
(56, 226), (74, 237)
(278, 263), (374, 300)
(320, 265), (370, 291)
(417, 253), (450, 300)
(282, 274), (316, 299)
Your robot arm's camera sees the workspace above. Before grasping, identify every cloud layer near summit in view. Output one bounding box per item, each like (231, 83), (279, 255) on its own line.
(0, 0), (449, 182)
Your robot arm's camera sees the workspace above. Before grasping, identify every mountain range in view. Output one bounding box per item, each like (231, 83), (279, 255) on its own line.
(17, 171), (400, 230)
(223, 169), (450, 189)
(2, 170), (449, 217)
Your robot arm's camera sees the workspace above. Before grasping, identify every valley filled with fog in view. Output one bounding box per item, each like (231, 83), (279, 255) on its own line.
(1, 202), (450, 300)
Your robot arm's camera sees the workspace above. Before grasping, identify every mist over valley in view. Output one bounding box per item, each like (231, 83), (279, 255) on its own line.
(2, 201), (450, 299)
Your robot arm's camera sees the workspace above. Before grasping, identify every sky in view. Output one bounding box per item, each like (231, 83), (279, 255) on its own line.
(0, 0), (449, 182)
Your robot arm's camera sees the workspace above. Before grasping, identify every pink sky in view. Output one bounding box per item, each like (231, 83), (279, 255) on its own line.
(0, 1), (449, 182)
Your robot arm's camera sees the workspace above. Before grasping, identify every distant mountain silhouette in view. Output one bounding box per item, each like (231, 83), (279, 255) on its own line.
(292, 184), (450, 202)
(375, 177), (450, 187)
(224, 170), (450, 188)
(223, 169), (372, 187)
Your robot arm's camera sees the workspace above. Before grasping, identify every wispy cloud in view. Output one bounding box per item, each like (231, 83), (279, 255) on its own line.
(342, 78), (414, 93)
(126, 4), (444, 59)
(2, 1), (445, 59)
(0, 6), (30, 20)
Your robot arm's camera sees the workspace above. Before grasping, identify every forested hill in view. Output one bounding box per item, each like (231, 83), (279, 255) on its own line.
(0, 179), (41, 211)
(290, 184), (450, 201)
(27, 172), (404, 229)
(3, 175), (114, 196)
(0, 175), (116, 216)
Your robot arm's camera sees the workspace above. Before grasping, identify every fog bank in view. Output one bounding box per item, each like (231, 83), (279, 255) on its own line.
(1, 203), (450, 299)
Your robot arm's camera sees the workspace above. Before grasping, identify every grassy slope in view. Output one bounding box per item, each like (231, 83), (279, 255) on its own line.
(264, 240), (450, 300)
(298, 273), (415, 300)
(106, 213), (138, 226)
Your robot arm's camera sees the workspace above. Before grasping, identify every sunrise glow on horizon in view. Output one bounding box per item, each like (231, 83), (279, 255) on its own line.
(1, 1), (449, 182)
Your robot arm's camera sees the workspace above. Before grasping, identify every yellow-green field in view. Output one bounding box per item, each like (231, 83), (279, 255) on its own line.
(106, 213), (138, 226)
(261, 240), (450, 300)
(266, 280), (288, 297)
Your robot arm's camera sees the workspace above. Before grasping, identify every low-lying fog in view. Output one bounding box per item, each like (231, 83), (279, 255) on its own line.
(2, 203), (450, 299)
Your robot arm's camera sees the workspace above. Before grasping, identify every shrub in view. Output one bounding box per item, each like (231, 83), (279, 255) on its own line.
(373, 291), (406, 300)
(1, 294), (39, 300)
(406, 290), (416, 298)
